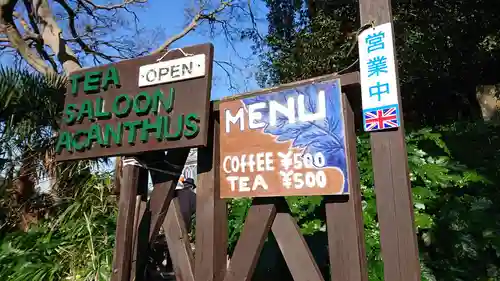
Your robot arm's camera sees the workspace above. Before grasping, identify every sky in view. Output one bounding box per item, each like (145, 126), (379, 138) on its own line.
(132, 0), (269, 100)
(33, 0), (271, 189)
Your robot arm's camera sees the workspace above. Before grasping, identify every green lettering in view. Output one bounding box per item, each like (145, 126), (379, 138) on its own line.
(123, 120), (142, 144)
(77, 100), (95, 123)
(95, 97), (112, 120)
(152, 88), (175, 115)
(164, 114), (183, 141)
(72, 130), (88, 151)
(184, 113), (200, 138)
(55, 131), (72, 153)
(103, 122), (123, 146)
(101, 66), (121, 90)
(83, 71), (102, 93)
(87, 123), (104, 148)
(140, 117), (163, 142)
(133, 91), (152, 116)
(112, 94), (132, 118)
(70, 74), (82, 95)
(64, 104), (78, 125)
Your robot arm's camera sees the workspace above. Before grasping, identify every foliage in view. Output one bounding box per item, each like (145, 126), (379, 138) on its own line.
(255, 0), (500, 127)
(0, 173), (117, 281)
(227, 123), (487, 280)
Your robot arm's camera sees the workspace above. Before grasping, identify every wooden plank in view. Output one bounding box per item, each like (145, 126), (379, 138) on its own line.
(224, 198), (277, 281)
(271, 200), (324, 281)
(358, 1), (421, 281)
(111, 158), (143, 281)
(219, 71), (359, 102)
(163, 197), (196, 281)
(326, 94), (368, 281)
(148, 149), (191, 242)
(130, 167), (149, 281)
(195, 109), (228, 281)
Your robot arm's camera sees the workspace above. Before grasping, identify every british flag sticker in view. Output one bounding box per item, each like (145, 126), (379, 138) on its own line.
(362, 104), (400, 132)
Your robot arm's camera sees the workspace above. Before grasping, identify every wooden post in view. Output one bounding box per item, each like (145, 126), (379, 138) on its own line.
(111, 158), (147, 281)
(326, 94), (368, 281)
(358, 1), (421, 281)
(196, 109), (228, 281)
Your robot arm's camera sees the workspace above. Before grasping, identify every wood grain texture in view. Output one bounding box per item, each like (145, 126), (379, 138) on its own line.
(111, 161), (142, 281)
(164, 197), (196, 281)
(224, 199), (277, 281)
(359, 1), (421, 281)
(196, 109), (228, 281)
(148, 149), (191, 242)
(130, 168), (149, 281)
(272, 202), (325, 281)
(326, 94), (368, 281)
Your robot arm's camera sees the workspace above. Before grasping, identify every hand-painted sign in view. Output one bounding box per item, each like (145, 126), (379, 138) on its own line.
(358, 22), (401, 132)
(55, 43), (213, 161)
(219, 79), (349, 198)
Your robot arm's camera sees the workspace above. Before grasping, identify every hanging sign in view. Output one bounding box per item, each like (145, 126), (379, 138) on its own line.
(138, 54), (206, 87)
(55, 43), (214, 161)
(219, 79), (350, 198)
(358, 22), (401, 132)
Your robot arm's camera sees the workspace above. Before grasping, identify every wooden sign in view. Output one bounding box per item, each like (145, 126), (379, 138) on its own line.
(219, 79), (350, 198)
(55, 44), (214, 161)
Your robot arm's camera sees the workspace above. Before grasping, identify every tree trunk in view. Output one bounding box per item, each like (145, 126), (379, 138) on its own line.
(476, 84), (500, 121)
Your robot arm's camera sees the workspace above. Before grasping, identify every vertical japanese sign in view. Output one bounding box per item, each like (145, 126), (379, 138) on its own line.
(219, 79), (350, 198)
(358, 22), (401, 132)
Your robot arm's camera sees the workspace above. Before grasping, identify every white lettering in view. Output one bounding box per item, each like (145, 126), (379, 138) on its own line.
(265, 152), (274, 171)
(223, 156), (232, 173)
(314, 152), (326, 167)
(227, 176), (239, 191)
(240, 154), (247, 173)
(269, 97), (295, 126)
(247, 154), (255, 172)
(305, 172), (316, 187)
(238, 177), (251, 192)
(256, 152), (265, 171)
(298, 90), (326, 122)
(252, 174), (268, 190)
(316, 171), (327, 188)
(247, 102), (266, 130)
(225, 108), (244, 133)
(293, 173), (304, 189)
(230, 156), (239, 172)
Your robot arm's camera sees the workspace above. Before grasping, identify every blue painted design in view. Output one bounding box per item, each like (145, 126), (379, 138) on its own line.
(241, 79), (348, 194)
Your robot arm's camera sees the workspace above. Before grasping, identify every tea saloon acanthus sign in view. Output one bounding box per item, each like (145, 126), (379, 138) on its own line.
(55, 44), (214, 161)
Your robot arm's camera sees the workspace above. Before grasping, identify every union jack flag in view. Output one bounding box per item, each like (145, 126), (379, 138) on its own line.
(363, 105), (400, 132)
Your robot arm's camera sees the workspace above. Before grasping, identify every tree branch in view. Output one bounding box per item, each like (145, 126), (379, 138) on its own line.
(80, 0), (147, 11)
(0, 0), (53, 74)
(55, 0), (116, 63)
(152, 1), (232, 54)
(34, 0), (81, 74)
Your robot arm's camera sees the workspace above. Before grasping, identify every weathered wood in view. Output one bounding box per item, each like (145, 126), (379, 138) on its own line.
(217, 71), (359, 103)
(163, 197), (196, 281)
(326, 94), (368, 281)
(111, 159), (143, 281)
(272, 200), (324, 281)
(224, 199), (277, 281)
(196, 109), (228, 281)
(148, 149), (191, 242)
(130, 167), (149, 281)
(359, 1), (421, 281)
